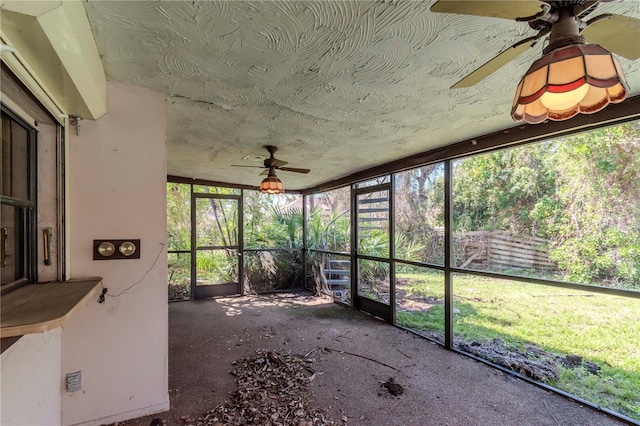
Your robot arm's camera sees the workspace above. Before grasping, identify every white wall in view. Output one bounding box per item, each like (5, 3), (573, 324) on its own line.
(62, 81), (169, 425)
(37, 119), (60, 282)
(1, 329), (62, 425)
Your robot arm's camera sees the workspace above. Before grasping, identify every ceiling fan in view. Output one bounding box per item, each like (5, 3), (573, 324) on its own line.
(232, 145), (310, 194)
(231, 145), (310, 176)
(430, 0), (640, 123)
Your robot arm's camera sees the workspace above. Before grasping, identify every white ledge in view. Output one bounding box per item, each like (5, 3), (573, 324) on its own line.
(1, 278), (102, 338)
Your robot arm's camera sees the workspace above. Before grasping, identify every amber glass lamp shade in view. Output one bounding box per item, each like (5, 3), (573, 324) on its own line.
(512, 44), (629, 124)
(260, 170), (284, 194)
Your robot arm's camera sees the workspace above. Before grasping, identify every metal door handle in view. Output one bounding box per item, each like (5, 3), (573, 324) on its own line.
(1, 227), (7, 267)
(43, 228), (52, 266)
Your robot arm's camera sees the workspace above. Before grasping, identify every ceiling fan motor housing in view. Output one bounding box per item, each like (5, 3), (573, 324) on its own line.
(544, 7), (586, 53)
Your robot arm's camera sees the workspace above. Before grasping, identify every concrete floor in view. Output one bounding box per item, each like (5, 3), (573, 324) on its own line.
(125, 292), (626, 426)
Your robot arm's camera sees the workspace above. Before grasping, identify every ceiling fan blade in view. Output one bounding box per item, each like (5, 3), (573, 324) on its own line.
(452, 37), (537, 89)
(279, 167), (311, 174)
(231, 164), (266, 169)
(430, 0), (545, 21)
(259, 170), (269, 176)
(271, 159), (288, 167)
(583, 14), (640, 60)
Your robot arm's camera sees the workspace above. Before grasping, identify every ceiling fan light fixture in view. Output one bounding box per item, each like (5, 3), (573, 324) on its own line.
(259, 168), (285, 194)
(512, 44), (629, 124)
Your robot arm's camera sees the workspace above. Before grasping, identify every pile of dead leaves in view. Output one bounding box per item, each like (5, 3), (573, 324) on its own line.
(193, 349), (345, 426)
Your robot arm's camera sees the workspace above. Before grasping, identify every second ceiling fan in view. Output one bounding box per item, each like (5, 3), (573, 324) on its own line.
(231, 145), (311, 176)
(232, 145), (310, 194)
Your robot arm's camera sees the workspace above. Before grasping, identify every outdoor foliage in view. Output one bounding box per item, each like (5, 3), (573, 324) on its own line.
(167, 183), (191, 251)
(306, 189), (351, 252)
(547, 125), (640, 286)
(196, 250), (238, 284)
(167, 185), (305, 297)
(244, 191), (303, 248)
(452, 122), (640, 289)
(395, 165), (445, 265)
(243, 196), (305, 293)
(244, 250), (303, 294)
(167, 183), (191, 300)
(168, 252), (190, 300)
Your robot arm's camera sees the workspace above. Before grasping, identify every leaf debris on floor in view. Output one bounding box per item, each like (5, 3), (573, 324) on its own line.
(190, 349), (346, 426)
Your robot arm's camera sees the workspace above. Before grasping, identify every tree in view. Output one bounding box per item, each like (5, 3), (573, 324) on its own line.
(449, 122), (640, 289)
(452, 144), (556, 235)
(167, 183), (191, 251)
(395, 165), (444, 263)
(546, 123), (640, 287)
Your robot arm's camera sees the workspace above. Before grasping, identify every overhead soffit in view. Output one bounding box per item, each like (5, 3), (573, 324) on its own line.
(84, 1), (640, 190)
(1, 1), (107, 120)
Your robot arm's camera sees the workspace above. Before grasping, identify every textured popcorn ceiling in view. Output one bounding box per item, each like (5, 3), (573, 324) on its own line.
(85, 1), (640, 190)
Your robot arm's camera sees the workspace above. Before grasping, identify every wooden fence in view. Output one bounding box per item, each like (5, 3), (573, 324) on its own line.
(455, 230), (556, 271)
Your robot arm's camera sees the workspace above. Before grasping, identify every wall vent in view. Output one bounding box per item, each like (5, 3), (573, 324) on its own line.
(66, 371), (82, 392)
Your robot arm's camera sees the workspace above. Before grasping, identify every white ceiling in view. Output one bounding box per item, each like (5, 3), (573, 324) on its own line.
(84, 1), (640, 190)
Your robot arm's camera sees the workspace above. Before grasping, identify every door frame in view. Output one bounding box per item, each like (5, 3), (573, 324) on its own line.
(190, 192), (243, 299)
(351, 182), (394, 322)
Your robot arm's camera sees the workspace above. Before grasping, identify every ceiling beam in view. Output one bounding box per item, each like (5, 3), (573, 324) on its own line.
(167, 175), (302, 194)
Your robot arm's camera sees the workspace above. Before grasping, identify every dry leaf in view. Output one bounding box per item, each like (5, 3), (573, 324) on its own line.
(192, 350), (343, 425)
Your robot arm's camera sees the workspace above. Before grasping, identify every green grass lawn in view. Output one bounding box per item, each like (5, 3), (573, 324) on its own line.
(395, 271), (640, 421)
